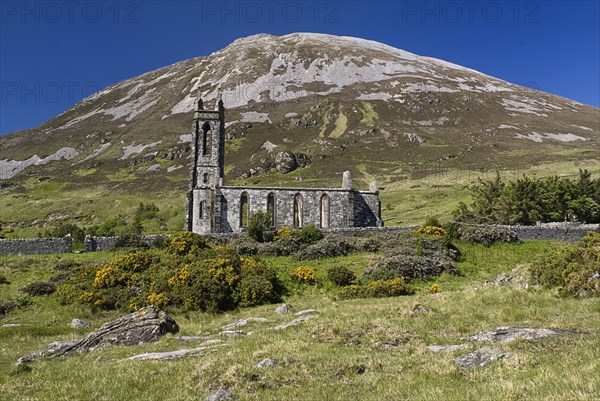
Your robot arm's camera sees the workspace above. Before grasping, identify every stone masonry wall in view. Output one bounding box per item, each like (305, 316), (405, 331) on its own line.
(84, 235), (171, 252)
(502, 224), (599, 242)
(218, 186), (355, 233)
(0, 237), (72, 255)
(354, 191), (383, 227)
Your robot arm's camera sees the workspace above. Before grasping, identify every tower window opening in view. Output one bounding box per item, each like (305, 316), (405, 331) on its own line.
(240, 192), (249, 227)
(293, 194), (303, 228)
(320, 194), (330, 228)
(201, 122), (212, 156)
(267, 193), (276, 227)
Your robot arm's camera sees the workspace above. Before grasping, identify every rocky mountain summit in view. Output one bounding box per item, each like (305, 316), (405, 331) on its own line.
(1, 32), (598, 184)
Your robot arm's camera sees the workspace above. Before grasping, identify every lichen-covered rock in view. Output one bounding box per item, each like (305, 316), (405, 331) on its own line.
(463, 326), (574, 343)
(453, 347), (510, 369)
(17, 306), (178, 364)
(274, 151), (298, 174)
(275, 304), (293, 314)
(256, 358), (278, 368)
(70, 318), (91, 329)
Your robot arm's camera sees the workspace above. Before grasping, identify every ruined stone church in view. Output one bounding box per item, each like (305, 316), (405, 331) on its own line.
(185, 99), (382, 234)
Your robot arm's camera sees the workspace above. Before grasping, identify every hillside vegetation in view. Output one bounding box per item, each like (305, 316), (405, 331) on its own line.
(1, 229), (599, 401)
(455, 169), (600, 224)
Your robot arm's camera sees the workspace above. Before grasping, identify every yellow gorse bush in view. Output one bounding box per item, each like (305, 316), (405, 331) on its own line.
(291, 266), (317, 284)
(168, 265), (190, 287)
(413, 225), (446, 239)
(93, 251), (151, 288)
(147, 292), (168, 308)
(274, 226), (296, 240)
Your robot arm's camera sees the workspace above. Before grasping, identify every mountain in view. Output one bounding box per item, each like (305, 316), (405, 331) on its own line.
(0, 33), (598, 233)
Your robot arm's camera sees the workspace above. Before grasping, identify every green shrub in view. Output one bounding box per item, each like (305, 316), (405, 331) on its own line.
(247, 211), (272, 243)
(424, 216), (442, 228)
(361, 267), (397, 283)
(257, 237), (301, 257)
(327, 265), (356, 286)
(366, 254), (460, 282)
(336, 285), (366, 300)
(43, 223), (85, 244)
(296, 236), (355, 260)
(335, 279), (413, 300)
(230, 237), (260, 255)
(530, 231), (600, 297)
(458, 224), (520, 246)
(441, 222), (460, 240)
(0, 274), (9, 285)
(53, 261), (82, 271)
(366, 278), (413, 297)
(298, 225), (323, 244)
(56, 247), (282, 313)
(20, 281), (57, 296)
(0, 300), (18, 316)
(352, 236), (382, 252)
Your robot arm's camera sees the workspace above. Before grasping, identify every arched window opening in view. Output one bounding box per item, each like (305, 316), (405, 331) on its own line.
(293, 194), (303, 228)
(240, 192), (249, 228)
(267, 193), (276, 227)
(202, 173), (209, 185)
(199, 201), (206, 219)
(201, 122), (212, 156)
(320, 194), (330, 229)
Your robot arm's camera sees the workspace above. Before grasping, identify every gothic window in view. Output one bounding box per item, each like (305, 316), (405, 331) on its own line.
(202, 173), (209, 185)
(320, 194), (330, 229)
(267, 193), (276, 227)
(199, 201), (206, 219)
(201, 122), (211, 156)
(240, 192), (249, 228)
(293, 193), (303, 228)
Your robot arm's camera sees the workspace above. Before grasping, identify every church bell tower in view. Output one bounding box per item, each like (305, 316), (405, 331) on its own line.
(185, 97), (225, 233)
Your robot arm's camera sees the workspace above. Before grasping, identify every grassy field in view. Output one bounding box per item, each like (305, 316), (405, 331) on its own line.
(1, 240), (598, 401)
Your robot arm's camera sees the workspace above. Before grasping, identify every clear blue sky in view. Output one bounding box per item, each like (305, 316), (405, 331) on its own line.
(1, 0), (599, 135)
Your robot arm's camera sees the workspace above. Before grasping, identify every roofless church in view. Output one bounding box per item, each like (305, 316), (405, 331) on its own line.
(185, 99), (383, 234)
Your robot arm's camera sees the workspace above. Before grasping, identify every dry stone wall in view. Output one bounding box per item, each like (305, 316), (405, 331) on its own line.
(0, 237), (72, 255)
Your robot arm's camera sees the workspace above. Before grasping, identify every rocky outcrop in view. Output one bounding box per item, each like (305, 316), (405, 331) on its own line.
(463, 326), (575, 343)
(453, 347), (511, 369)
(274, 151), (298, 174)
(120, 343), (226, 361)
(70, 318), (91, 329)
(17, 306), (178, 364)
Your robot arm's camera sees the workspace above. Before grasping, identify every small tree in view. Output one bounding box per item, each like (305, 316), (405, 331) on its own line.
(247, 211), (272, 243)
